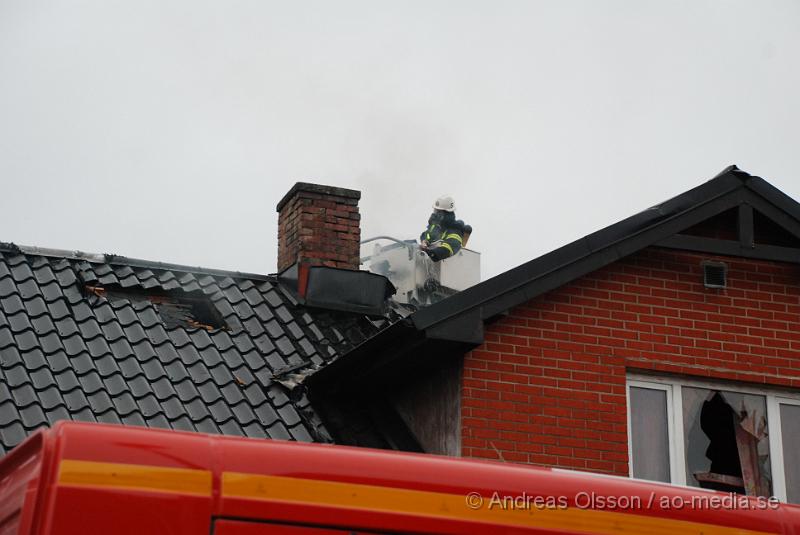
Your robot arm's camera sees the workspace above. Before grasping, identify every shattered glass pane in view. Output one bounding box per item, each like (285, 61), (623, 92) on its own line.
(780, 403), (800, 504)
(630, 387), (670, 483)
(682, 387), (771, 496)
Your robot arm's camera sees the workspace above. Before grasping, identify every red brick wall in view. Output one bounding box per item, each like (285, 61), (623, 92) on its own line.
(461, 247), (800, 475)
(277, 183), (361, 272)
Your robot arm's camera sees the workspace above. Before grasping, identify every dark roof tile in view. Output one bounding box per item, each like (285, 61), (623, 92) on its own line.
(39, 332), (63, 354)
(117, 357), (144, 379)
(242, 317), (265, 336)
(146, 413), (171, 428)
(127, 375), (153, 398)
(86, 391), (114, 414)
(33, 264), (57, 286)
(54, 317), (79, 337)
(21, 348), (47, 370)
(96, 411), (122, 425)
(45, 405), (71, 422)
(274, 337), (295, 357)
(69, 353), (94, 375)
(151, 377), (177, 400)
(218, 420), (244, 436)
(168, 329), (191, 347)
(138, 394), (162, 418)
(171, 415), (195, 432)
(242, 384), (267, 406)
(5, 365), (31, 388)
(45, 350), (71, 373)
(197, 382), (222, 404)
(62, 334), (86, 356)
(233, 336), (255, 354)
(54, 370), (81, 392)
(194, 417), (220, 434)
(0, 403), (16, 426)
(30, 368), (56, 390)
(78, 372), (104, 394)
(9, 262), (33, 283)
(220, 383), (245, 405)
(289, 425), (314, 442)
(112, 393), (138, 416)
(265, 421), (291, 440)
(123, 323), (148, 344)
(0, 327), (15, 350)
(231, 403), (257, 424)
(103, 373), (129, 396)
(37, 386), (63, 410)
(109, 338), (134, 358)
(242, 422), (267, 439)
(47, 299), (71, 320)
(0, 277), (16, 298)
(70, 302), (94, 322)
(161, 397), (186, 420)
(30, 315), (55, 336)
(85, 337), (111, 358)
(7, 312), (32, 334)
(94, 354), (121, 377)
(0, 421), (26, 450)
(184, 398), (211, 420)
(24, 297), (48, 320)
(17, 279), (39, 300)
(141, 359), (166, 382)
(63, 390), (89, 411)
(100, 321), (125, 341)
(14, 331), (38, 352)
(241, 350), (267, 371)
(173, 379), (200, 402)
(120, 412), (146, 426)
(0, 345), (22, 367)
(114, 304), (139, 327)
(209, 366), (233, 386)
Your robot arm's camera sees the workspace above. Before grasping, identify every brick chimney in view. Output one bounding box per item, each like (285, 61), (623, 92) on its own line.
(276, 182), (361, 273)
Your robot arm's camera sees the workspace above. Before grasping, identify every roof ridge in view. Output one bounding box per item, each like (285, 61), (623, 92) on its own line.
(0, 242), (274, 282)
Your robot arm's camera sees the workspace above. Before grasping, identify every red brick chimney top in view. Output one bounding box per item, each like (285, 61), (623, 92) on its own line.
(276, 182), (361, 274)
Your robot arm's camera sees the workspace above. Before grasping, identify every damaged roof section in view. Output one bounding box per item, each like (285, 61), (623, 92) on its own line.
(0, 244), (406, 455)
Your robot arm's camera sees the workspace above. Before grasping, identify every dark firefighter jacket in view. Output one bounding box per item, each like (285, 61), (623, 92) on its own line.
(420, 211), (472, 262)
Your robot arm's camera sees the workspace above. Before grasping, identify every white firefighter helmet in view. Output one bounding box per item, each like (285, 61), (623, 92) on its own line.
(433, 196), (455, 212)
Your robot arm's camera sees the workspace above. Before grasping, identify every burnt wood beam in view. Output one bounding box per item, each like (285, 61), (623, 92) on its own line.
(738, 204), (754, 248)
(657, 234), (800, 264)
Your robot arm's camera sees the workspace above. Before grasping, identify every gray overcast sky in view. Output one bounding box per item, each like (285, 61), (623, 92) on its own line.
(1, 1), (799, 280)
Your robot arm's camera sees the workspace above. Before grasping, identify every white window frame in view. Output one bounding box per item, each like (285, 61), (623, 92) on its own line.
(769, 396), (800, 501)
(627, 374), (800, 502)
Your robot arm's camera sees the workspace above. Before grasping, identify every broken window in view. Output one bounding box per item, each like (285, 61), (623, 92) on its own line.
(627, 376), (800, 503)
(86, 283), (228, 331)
(682, 387), (771, 496)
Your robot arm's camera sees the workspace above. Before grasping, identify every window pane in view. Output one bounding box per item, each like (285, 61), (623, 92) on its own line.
(629, 387), (670, 483)
(682, 387), (771, 496)
(780, 403), (800, 504)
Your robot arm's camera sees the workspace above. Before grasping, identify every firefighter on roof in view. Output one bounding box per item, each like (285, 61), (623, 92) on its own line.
(420, 196), (472, 262)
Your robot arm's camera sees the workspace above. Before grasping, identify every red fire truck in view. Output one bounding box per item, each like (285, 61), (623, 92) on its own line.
(1, 421), (798, 534)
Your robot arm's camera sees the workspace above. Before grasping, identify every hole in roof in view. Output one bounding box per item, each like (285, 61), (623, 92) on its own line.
(85, 283), (228, 331)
